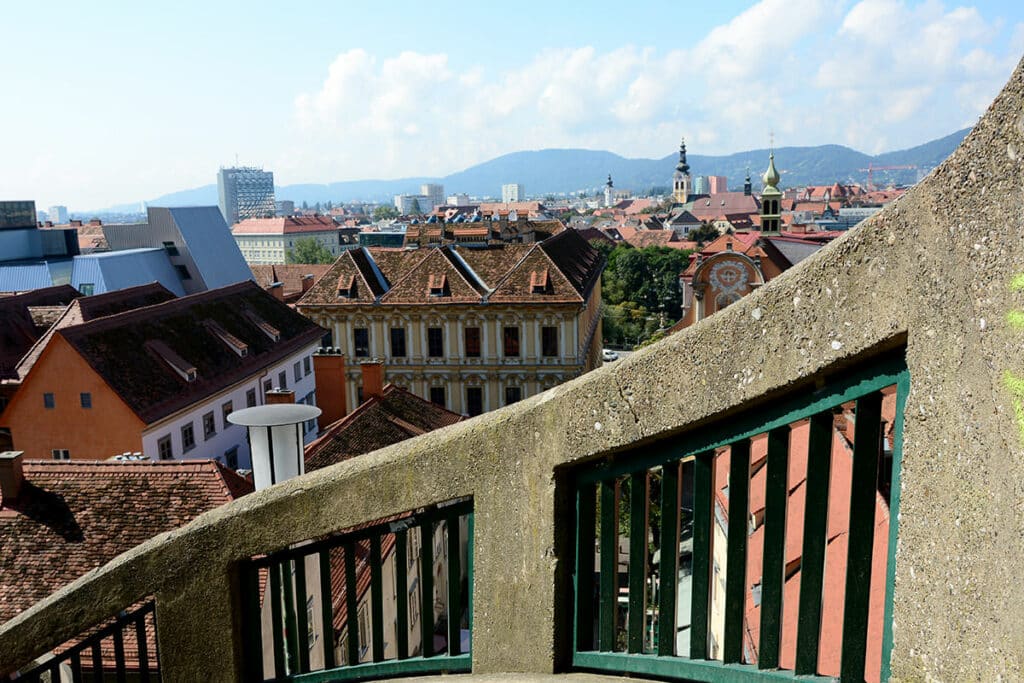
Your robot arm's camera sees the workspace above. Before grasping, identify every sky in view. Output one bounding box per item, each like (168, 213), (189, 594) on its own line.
(3, 0), (1023, 210)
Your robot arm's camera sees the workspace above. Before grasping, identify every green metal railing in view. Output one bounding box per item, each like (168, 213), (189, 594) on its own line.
(17, 600), (159, 682)
(571, 356), (909, 683)
(241, 499), (473, 682)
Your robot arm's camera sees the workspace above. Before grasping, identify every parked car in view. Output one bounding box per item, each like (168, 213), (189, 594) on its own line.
(602, 349), (619, 362)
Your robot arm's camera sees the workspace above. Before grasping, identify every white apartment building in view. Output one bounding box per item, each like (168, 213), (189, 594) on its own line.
(232, 215), (342, 265)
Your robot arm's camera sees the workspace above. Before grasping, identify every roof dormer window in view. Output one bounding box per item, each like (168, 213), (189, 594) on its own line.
(530, 269), (551, 294)
(428, 273), (449, 297)
(243, 310), (281, 342)
(338, 274), (357, 299)
(202, 320), (249, 357)
(144, 340), (197, 383)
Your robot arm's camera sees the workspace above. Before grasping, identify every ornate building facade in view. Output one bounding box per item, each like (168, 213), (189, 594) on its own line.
(296, 229), (604, 416)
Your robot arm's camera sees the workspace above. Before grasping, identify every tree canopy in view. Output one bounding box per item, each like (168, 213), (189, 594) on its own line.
(590, 241), (693, 347)
(286, 237), (335, 264)
(373, 205), (400, 221)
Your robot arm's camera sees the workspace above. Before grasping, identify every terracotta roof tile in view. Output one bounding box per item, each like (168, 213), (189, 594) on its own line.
(231, 216), (338, 234)
(297, 232), (602, 308)
(250, 264), (332, 297)
(0, 459), (251, 624)
(0, 286), (81, 380)
(56, 281), (325, 424)
(305, 384), (464, 472)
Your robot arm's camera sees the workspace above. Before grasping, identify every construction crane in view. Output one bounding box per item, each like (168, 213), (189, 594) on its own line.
(857, 164), (918, 191)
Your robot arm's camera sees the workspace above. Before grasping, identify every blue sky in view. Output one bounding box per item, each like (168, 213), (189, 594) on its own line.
(3, 0), (1023, 209)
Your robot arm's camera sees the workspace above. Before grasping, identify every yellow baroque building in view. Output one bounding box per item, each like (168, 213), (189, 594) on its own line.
(297, 229), (604, 416)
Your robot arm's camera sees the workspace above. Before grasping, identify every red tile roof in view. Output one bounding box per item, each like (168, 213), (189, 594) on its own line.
(299, 231), (603, 307)
(0, 286), (82, 381)
(306, 384), (464, 472)
(231, 216), (338, 234)
(55, 281), (325, 424)
(0, 459), (251, 624)
(688, 192), (760, 219)
(250, 264), (332, 300)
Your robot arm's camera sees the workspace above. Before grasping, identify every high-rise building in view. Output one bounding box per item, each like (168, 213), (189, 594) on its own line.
(48, 205), (68, 224)
(217, 167), (276, 226)
(708, 176), (728, 193)
(420, 184), (445, 211)
(502, 183), (524, 203)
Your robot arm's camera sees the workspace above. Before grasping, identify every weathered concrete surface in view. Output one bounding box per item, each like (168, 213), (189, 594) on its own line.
(2, 56), (1024, 683)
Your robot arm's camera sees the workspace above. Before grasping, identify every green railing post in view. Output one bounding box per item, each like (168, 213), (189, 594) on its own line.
(723, 440), (750, 664)
(295, 557), (311, 673)
(575, 483), (597, 652)
(343, 541), (360, 666)
(840, 392), (883, 682)
(395, 530), (409, 660)
(319, 549), (337, 670)
(420, 520), (435, 657)
(370, 534), (385, 663)
(241, 563), (263, 682)
(690, 451), (714, 660)
(657, 461), (681, 657)
(282, 559), (301, 673)
(598, 479), (618, 651)
(627, 470), (648, 654)
(795, 410), (834, 675)
(758, 425), (790, 669)
(270, 563), (287, 679)
(447, 515), (463, 656)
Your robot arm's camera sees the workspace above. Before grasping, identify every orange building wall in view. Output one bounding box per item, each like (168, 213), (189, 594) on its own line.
(0, 335), (144, 460)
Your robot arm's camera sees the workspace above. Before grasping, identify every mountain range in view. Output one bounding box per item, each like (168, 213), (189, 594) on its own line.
(95, 127), (970, 213)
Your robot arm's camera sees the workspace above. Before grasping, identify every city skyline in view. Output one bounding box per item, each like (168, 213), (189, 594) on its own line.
(4, 0), (1023, 209)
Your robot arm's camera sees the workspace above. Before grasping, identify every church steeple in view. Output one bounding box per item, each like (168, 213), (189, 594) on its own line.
(604, 174), (614, 207)
(759, 142), (782, 233)
(743, 167), (752, 196)
(672, 136), (692, 204)
(676, 138), (690, 174)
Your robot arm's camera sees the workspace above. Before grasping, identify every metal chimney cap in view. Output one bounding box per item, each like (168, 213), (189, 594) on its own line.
(227, 404), (321, 427)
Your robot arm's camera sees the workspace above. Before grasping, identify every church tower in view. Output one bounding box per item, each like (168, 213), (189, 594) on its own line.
(760, 148), (782, 233)
(604, 174), (614, 208)
(672, 137), (692, 204)
(743, 168), (752, 196)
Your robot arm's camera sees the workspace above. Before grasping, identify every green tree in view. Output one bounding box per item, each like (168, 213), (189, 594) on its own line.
(410, 198), (422, 215)
(689, 222), (721, 244)
(286, 237), (335, 264)
(325, 200), (333, 211)
(598, 244), (693, 343)
(373, 205), (399, 221)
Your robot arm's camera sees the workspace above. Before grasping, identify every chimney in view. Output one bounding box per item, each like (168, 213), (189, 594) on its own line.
(313, 348), (348, 429)
(360, 360), (385, 400)
(0, 451), (25, 505)
(301, 274), (315, 294)
(269, 282), (285, 301)
(266, 389), (295, 405)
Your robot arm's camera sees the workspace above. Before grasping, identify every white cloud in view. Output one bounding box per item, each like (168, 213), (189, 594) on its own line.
(284, 0), (1021, 187)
